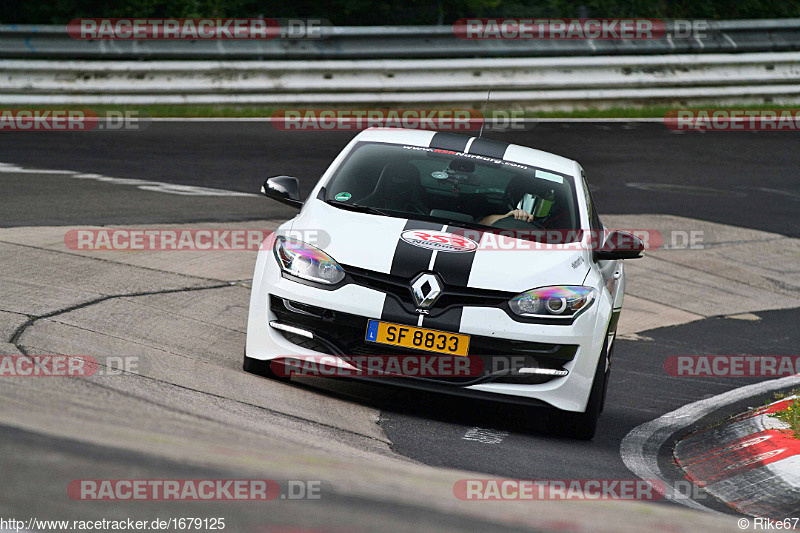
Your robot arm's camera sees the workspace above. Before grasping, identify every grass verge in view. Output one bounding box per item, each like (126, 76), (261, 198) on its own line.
(770, 391), (800, 438)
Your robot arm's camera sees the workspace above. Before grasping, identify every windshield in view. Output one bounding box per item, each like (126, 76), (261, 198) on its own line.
(324, 141), (580, 237)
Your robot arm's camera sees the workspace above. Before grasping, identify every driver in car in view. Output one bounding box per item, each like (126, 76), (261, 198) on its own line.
(478, 207), (536, 226)
(477, 176), (554, 227)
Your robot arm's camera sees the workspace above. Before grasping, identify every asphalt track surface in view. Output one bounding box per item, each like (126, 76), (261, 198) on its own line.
(378, 307), (800, 515)
(2, 122), (799, 529)
(1, 425), (525, 532)
(2, 122), (799, 236)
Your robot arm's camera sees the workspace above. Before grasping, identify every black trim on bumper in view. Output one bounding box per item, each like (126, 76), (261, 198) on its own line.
(269, 295), (578, 386)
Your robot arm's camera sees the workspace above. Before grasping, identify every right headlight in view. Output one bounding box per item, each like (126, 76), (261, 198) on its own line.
(274, 237), (345, 285)
(508, 286), (596, 319)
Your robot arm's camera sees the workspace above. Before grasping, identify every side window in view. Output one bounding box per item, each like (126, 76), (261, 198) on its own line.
(581, 170), (603, 234)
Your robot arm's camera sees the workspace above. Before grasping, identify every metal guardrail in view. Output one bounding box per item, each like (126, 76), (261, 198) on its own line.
(1, 19), (800, 59)
(3, 20), (800, 108)
(4, 52), (800, 107)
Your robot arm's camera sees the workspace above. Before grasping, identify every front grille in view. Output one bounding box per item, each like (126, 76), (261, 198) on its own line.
(270, 295), (577, 386)
(344, 264), (513, 315)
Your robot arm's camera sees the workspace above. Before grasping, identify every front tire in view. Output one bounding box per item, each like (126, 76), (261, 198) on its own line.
(548, 336), (609, 440)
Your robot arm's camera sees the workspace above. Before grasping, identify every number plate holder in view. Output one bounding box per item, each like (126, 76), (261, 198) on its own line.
(365, 319), (470, 356)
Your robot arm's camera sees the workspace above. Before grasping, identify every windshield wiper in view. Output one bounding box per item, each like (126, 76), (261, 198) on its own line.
(433, 219), (493, 232)
(324, 200), (391, 216)
(325, 200), (496, 232)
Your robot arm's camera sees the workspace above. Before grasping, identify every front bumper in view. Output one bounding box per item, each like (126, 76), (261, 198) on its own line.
(246, 247), (611, 412)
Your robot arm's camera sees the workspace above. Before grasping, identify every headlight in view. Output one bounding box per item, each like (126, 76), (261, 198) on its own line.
(274, 237), (345, 285)
(508, 286), (596, 319)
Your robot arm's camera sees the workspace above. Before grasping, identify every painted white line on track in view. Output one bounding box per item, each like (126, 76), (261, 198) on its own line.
(620, 374), (800, 513)
(0, 162), (74, 174)
(755, 187), (800, 201)
(462, 427), (509, 444)
(0, 161), (257, 197)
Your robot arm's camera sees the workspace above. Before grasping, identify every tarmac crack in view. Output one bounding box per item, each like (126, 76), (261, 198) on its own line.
(22, 318), (212, 361)
(5, 286), (397, 452)
(8, 283), (233, 355)
(112, 294), (249, 335)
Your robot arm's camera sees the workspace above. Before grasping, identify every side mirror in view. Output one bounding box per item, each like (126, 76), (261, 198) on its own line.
(261, 176), (303, 208)
(594, 230), (645, 261)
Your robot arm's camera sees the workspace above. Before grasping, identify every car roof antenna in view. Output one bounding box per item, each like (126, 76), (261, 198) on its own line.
(478, 90), (491, 138)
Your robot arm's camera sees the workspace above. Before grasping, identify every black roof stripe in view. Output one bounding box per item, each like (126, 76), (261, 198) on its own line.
(429, 132), (470, 152)
(467, 138), (510, 159)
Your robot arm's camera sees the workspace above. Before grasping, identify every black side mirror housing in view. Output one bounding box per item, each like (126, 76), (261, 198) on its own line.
(594, 230), (645, 261)
(262, 176), (303, 208)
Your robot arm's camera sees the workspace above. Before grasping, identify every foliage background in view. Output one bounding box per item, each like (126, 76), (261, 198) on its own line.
(3, 0), (800, 25)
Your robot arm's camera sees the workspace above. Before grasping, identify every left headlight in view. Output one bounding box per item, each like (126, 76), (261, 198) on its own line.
(274, 237), (345, 285)
(508, 286), (596, 319)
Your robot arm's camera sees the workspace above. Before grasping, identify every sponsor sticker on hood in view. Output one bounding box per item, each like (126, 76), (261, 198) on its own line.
(400, 230), (478, 253)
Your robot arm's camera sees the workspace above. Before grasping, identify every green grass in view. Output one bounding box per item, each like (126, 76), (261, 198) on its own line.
(520, 105), (800, 119)
(4, 103), (800, 119)
(770, 391), (800, 439)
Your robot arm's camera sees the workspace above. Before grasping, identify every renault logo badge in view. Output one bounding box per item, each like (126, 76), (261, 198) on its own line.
(410, 272), (442, 310)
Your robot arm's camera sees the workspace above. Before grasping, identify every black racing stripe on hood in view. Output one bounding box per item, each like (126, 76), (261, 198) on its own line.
(429, 132), (471, 152)
(419, 308), (463, 333)
(422, 226), (478, 332)
(381, 220), (443, 325)
(431, 226), (478, 287)
(467, 138), (509, 159)
(380, 296), (415, 326)
(388, 220), (442, 279)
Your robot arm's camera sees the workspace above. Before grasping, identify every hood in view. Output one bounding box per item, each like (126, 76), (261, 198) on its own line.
(291, 200), (591, 293)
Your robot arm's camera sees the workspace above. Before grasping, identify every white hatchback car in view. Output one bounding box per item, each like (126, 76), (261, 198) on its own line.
(245, 128), (643, 439)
